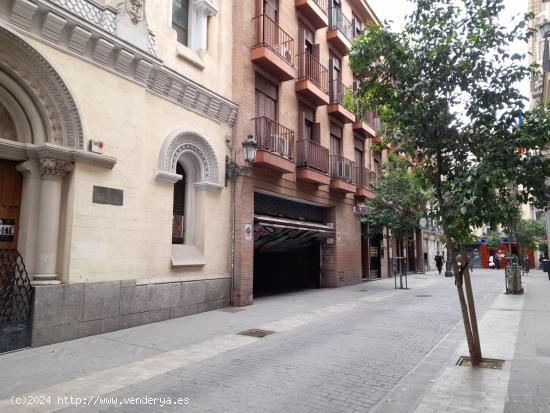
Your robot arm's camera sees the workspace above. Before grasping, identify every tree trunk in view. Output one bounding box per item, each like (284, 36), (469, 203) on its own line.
(460, 254), (482, 365)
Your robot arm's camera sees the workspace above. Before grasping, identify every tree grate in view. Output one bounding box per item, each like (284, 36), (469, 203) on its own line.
(456, 356), (504, 369)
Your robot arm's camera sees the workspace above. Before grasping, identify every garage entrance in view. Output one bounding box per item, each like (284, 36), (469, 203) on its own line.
(253, 193), (333, 297)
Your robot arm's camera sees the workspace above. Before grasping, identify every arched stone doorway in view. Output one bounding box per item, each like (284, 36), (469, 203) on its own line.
(156, 130), (222, 267)
(0, 27), (84, 284)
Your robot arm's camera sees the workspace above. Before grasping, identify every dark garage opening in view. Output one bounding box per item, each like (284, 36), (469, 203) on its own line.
(254, 243), (321, 297)
(253, 192), (333, 297)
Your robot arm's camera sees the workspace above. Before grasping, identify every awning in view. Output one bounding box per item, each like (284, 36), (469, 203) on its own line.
(254, 214), (335, 252)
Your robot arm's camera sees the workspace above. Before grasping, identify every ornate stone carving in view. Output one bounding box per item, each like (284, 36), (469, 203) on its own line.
(0, 27), (84, 149)
(2, 1), (238, 126)
(126, 0), (145, 24)
(156, 131), (220, 185)
(39, 158), (74, 177)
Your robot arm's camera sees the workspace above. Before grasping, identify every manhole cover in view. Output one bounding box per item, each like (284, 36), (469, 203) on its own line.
(415, 294), (432, 298)
(456, 356), (504, 369)
(219, 308), (246, 313)
(238, 329), (275, 338)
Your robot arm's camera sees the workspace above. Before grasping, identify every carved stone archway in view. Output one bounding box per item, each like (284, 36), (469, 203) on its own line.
(0, 26), (84, 148)
(156, 130), (221, 190)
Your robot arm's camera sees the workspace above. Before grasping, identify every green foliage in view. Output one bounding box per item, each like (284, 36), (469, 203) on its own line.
(355, 154), (430, 240)
(514, 218), (546, 255)
(486, 232), (501, 249)
(349, 0), (550, 251)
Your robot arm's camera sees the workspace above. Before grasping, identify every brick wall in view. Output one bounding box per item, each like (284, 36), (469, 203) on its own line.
(231, 0), (376, 302)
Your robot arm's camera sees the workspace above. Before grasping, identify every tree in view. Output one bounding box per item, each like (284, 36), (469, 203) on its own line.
(354, 154), (430, 283)
(514, 218), (546, 259)
(349, 0), (550, 365)
(355, 153), (428, 238)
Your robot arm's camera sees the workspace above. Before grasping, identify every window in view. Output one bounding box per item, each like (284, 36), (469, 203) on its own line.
(330, 123), (342, 155)
(255, 73), (278, 120)
(264, 0), (279, 21)
(354, 138), (364, 167)
(352, 13), (363, 38)
(172, 162), (186, 244)
(172, 0), (189, 45)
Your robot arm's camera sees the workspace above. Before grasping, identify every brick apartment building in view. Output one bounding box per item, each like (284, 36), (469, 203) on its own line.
(230, 0), (392, 305)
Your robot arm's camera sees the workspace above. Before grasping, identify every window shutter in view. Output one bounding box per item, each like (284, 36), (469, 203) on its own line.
(313, 44), (320, 60)
(311, 122), (321, 143)
(299, 109), (305, 139)
(298, 24), (305, 54)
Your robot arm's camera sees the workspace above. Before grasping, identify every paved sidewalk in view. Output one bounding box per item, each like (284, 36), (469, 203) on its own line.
(411, 269), (550, 413)
(0, 271), (503, 412)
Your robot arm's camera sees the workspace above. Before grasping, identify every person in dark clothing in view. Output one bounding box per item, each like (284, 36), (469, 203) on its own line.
(435, 253), (444, 275)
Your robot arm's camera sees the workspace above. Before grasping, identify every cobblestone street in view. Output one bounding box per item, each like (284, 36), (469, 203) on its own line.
(0, 270), (505, 412)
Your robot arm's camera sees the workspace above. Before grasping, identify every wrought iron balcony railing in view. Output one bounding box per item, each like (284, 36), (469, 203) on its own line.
(296, 140), (329, 173)
(297, 52), (329, 93)
(329, 79), (352, 106)
(355, 167), (377, 189)
(252, 14), (295, 66)
(253, 116), (295, 160)
(312, 0), (329, 15)
(330, 154), (355, 183)
(329, 7), (353, 42)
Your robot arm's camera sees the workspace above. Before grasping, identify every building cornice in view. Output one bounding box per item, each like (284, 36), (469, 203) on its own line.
(1, 0), (238, 126)
(0, 139), (117, 169)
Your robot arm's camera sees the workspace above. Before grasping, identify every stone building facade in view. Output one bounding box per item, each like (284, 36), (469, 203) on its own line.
(230, 0), (391, 306)
(0, 0), (237, 348)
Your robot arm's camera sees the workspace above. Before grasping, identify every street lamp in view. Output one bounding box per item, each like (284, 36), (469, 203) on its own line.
(225, 135), (258, 186)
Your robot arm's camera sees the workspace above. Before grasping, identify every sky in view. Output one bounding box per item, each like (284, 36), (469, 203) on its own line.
(367, 0), (530, 98)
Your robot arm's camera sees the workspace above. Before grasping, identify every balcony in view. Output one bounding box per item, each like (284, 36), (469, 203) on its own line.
(251, 14), (295, 81)
(329, 155), (356, 193)
(353, 109), (378, 138)
(328, 80), (355, 123)
(355, 167), (376, 198)
(327, 7), (353, 55)
(296, 52), (330, 106)
(253, 116), (296, 174)
(296, 140), (330, 185)
(295, 0), (328, 29)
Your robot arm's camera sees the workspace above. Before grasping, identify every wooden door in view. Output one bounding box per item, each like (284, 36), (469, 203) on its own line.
(0, 160), (23, 250)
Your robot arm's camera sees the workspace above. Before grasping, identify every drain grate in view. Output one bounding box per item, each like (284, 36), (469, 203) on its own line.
(456, 356), (504, 369)
(359, 289), (369, 292)
(238, 329), (276, 338)
(415, 294), (432, 298)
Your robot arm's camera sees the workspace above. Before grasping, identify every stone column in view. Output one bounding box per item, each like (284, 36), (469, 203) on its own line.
(16, 159), (42, 275)
(32, 158), (73, 285)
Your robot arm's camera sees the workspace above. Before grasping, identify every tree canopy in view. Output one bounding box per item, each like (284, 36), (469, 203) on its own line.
(354, 153), (429, 241)
(349, 0), (550, 250)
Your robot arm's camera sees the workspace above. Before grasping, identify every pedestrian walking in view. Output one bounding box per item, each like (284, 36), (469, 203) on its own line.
(435, 253), (444, 275)
(489, 255), (495, 269)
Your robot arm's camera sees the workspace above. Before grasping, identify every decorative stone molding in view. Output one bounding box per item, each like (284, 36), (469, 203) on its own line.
(125, 0), (145, 25)
(39, 158), (74, 177)
(1, 1), (239, 126)
(194, 0), (218, 17)
(0, 27), (84, 149)
(156, 131), (220, 187)
(0, 140), (117, 169)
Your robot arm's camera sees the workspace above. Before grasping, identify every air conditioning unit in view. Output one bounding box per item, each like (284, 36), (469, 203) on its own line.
(344, 163), (352, 180)
(270, 134), (289, 156)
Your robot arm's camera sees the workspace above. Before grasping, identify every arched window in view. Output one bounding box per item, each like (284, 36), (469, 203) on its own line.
(172, 162), (186, 244)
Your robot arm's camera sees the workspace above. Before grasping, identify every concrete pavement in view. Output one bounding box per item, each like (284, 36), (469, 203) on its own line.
(0, 268), (540, 412)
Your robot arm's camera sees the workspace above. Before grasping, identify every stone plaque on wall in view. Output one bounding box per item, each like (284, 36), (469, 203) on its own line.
(92, 186), (123, 206)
